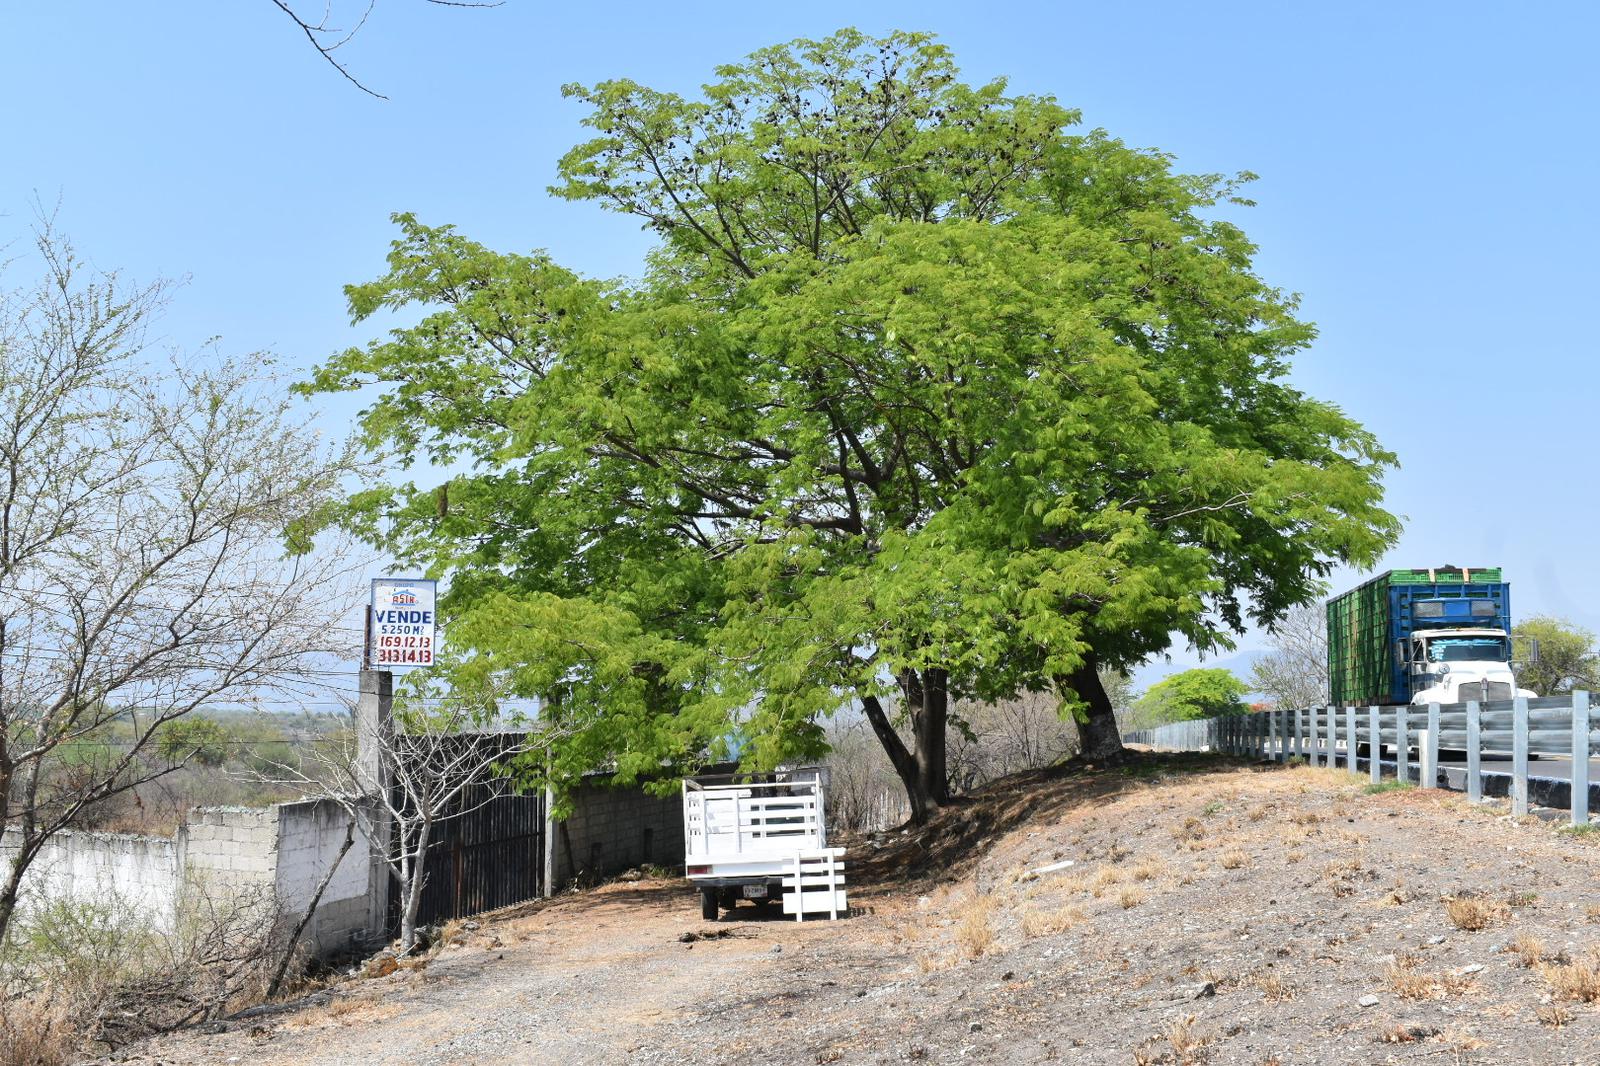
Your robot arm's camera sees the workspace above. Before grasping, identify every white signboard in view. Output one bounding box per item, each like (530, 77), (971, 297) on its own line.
(370, 578), (437, 668)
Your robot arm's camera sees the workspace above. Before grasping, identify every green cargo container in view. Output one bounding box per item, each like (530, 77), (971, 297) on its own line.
(1326, 567), (1507, 706)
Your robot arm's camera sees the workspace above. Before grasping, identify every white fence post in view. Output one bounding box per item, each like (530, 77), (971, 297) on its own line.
(1573, 691), (1590, 828)
(1466, 700), (1482, 803)
(1368, 706), (1381, 783)
(1396, 705), (1409, 784)
(1293, 708), (1303, 760)
(1512, 696), (1529, 817)
(1269, 708), (1279, 762)
(1345, 705), (1358, 774)
(1422, 702), (1440, 789)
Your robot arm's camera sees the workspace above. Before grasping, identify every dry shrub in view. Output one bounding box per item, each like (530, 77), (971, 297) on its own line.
(1252, 972), (1294, 1002)
(1380, 885), (1416, 907)
(1020, 905), (1085, 939)
(1289, 811), (1322, 827)
(1444, 894), (1508, 932)
(1117, 887), (1146, 910)
(1130, 858), (1166, 883)
(0, 879), (284, 1058)
(1164, 1014), (1209, 1065)
(1507, 933), (1544, 968)
(1284, 850), (1305, 865)
(1585, 903), (1600, 924)
(954, 896), (996, 959)
(1537, 1005), (1573, 1029)
(1539, 951), (1600, 1003)
(1170, 817), (1205, 842)
(1107, 842), (1132, 863)
(1219, 850), (1248, 870)
(1386, 957), (1475, 1000)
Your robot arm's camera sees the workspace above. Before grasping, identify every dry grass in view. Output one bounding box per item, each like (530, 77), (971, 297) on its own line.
(1219, 850), (1248, 870)
(1169, 816), (1205, 842)
(0, 998), (73, 1066)
(1117, 887), (1147, 910)
(1089, 865), (1126, 897)
(1585, 903), (1600, 923)
(1386, 957), (1476, 1000)
(1130, 857), (1166, 882)
(1538, 951), (1600, 1003)
(1507, 933), (1544, 968)
(1284, 850), (1305, 865)
(953, 896), (996, 959)
(1020, 905), (1085, 939)
(1444, 893), (1508, 931)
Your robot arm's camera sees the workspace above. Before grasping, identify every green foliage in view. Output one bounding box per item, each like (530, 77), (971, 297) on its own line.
(1363, 779), (1413, 794)
(304, 30), (1399, 797)
(1134, 668), (1249, 723)
(1513, 616), (1600, 697)
(154, 718), (229, 768)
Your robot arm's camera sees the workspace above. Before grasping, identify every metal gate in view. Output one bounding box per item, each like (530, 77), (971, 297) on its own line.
(387, 742), (545, 935)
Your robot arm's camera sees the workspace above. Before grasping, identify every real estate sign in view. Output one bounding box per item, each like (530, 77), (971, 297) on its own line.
(370, 577), (437, 667)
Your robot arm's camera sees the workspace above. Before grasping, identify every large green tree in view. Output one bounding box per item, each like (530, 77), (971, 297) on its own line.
(307, 30), (1399, 821)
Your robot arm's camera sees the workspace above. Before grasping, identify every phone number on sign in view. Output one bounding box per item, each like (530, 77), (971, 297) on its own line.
(376, 634), (433, 650)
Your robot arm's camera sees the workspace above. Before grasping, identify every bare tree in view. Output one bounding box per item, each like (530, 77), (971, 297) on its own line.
(946, 691), (1080, 794)
(1249, 604), (1329, 710)
(0, 219), (362, 946)
(260, 695), (548, 955)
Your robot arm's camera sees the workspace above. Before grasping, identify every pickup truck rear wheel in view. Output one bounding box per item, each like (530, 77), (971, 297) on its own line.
(699, 887), (718, 921)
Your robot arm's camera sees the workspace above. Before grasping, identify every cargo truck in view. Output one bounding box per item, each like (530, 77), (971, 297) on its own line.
(1327, 566), (1536, 710)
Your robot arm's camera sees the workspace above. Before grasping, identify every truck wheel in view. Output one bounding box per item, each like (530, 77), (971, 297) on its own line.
(699, 887), (718, 921)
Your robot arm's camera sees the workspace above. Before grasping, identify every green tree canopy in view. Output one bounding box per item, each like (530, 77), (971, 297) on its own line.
(1134, 668), (1249, 723)
(155, 717), (229, 769)
(305, 29), (1398, 821)
(1513, 616), (1600, 697)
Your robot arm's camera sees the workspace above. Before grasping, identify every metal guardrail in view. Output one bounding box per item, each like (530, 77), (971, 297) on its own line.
(1126, 693), (1596, 826)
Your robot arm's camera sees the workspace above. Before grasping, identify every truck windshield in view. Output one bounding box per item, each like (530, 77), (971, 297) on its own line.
(1427, 638), (1508, 662)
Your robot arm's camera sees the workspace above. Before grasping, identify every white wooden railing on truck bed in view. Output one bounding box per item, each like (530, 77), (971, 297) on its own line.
(1126, 693), (1597, 825)
(683, 778), (827, 862)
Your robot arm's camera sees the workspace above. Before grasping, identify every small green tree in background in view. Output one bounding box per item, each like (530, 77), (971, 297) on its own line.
(1513, 616), (1600, 696)
(154, 718), (230, 769)
(1134, 668), (1249, 724)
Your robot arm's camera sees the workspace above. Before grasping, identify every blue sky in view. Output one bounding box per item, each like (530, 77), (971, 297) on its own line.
(4, 1), (1597, 688)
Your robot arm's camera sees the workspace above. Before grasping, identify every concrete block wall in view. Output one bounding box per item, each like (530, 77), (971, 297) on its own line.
(181, 806), (280, 893)
(1, 826), (183, 924)
(549, 776), (684, 888)
(271, 798), (374, 955)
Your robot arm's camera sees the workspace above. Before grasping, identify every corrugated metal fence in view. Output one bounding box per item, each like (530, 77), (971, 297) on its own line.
(1126, 693), (1596, 826)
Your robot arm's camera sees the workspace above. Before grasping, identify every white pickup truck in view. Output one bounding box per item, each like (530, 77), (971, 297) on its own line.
(682, 767), (846, 921)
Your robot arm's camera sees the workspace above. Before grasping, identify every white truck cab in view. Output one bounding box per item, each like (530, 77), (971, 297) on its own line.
(1405, 628), (1536, 705)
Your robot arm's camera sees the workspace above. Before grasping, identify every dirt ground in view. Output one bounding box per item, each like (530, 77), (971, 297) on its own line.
(104, 754), (1600, 1065)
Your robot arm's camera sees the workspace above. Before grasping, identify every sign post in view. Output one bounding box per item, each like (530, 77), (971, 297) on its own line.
(369, 578), (438, 668)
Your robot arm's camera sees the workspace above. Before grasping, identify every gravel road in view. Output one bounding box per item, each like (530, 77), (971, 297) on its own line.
(110, 756), (1600, 1065)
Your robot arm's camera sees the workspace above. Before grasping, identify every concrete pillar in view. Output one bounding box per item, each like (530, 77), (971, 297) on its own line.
(356, 669), (393, 940)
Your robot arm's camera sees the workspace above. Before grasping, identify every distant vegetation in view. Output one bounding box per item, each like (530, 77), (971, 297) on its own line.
(54, 709), (352, 836)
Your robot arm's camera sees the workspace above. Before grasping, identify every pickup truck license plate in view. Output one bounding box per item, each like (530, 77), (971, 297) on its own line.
(741, 884), (768, 899)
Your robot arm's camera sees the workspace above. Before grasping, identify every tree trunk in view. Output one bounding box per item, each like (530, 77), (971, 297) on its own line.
(399, 821), (430, 954)
(858, 666), (952, 826)
(1065, 658), (1125, 762)
(911, 668), (950, 806)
